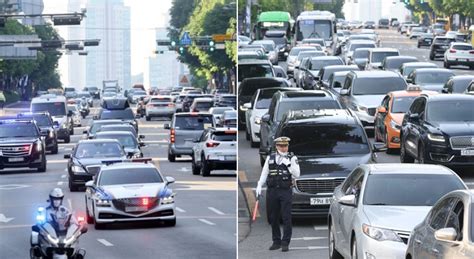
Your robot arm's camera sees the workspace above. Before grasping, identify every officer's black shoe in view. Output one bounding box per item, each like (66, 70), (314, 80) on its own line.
(281, 244), (289, 252)
(269, 243), (281, 250)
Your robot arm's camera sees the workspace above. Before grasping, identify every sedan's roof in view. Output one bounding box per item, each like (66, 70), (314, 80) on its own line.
(365, 164), (455, 175)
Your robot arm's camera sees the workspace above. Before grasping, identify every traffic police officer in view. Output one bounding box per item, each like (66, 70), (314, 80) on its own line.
(256, 136), (300, 252)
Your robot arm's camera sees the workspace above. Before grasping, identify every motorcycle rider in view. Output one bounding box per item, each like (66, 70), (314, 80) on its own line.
(79, 97), (89, 118)
(137, 97), (146, 117)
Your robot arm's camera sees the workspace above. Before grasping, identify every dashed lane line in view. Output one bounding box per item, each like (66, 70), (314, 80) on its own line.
(291, 237), (327, 241)
(291, 246), (328, 250)
(198, 219), (216, 226)
(61, 175), (66, 178)
(313, 225), (328, 231)
(97, 239), (114, 247)
(57, 182), (63, 186)
(208, 207), (225, 215)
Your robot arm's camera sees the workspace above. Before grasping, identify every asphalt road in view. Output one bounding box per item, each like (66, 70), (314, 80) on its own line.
(0, 102), (237, 258)
(238, 28), (474, 258)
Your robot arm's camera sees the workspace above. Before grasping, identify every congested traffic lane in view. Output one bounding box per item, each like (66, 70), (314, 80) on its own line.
(239, 28), (474, 259)
(0, 104), (236, 258)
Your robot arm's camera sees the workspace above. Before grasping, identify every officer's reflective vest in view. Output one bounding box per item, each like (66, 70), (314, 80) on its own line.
(266, 153), (293, 189)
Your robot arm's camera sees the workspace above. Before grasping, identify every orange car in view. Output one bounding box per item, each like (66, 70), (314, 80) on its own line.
(374, 86), (438, 153)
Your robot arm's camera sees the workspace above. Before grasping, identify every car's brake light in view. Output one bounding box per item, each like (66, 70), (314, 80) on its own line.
(206, 141), (220, 148)
(449, 49), (456, 53)
(142, 198), (149, 206)
(170, 128), (175, 143)
(168, 103), (175, 107)
(77, 216), (85, 222)
(224, 130), (236, 134)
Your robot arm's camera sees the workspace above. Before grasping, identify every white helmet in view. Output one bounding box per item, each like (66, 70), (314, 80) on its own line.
(49, 188), (64, 209)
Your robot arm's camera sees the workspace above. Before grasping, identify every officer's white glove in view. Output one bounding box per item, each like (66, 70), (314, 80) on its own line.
(282, 157), (291, 167)
(256, 184), (262, 197)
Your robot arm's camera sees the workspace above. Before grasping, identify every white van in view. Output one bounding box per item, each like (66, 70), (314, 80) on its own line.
(31, 95), (73, 143)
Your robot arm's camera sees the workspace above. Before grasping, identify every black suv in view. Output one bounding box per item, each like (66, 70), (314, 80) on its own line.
(429, 36), (455, 60)
(273, 109), (383, 217)
(18, 112), (58, 154)
(259, 90), (342, 166)
(0, 120), (46, 172)
(238, 77), (291, 129)
(400, 94), (474, 168)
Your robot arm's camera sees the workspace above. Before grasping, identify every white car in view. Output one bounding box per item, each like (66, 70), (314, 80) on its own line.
(84, 160), (176, 229)
(67, 105), (81, 127)
(444, 42), (474, 69)
(365, 48), (400, 70)
(191, 127), (236, 176)
(209, 107), (234, 124)
(145, 95), (176, 120)
(286, 46), (317, 76)
(328, 164), (467, 259)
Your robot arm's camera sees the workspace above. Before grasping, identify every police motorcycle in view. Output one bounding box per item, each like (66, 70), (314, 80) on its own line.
(30, 188), (87, 259)
(136, 97), (146, 118)
(78, 98), (90, 119)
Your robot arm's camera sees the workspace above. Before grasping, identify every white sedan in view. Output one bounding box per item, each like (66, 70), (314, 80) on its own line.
(328, 164), (466, 259)
(85, 159), (176, 229)
(444, 42), (474, 69)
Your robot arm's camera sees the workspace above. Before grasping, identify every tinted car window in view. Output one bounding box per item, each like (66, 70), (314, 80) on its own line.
(416, 72), (453, 85)
(263, 36), (287, 45)
(434, 38), (455, 45)
(363, 174), (464, 206)
(74, 142), (124, 158)
(32, 115), (52, 126)
(97, 134), (137, 148)
(353, 49), (370, 59)
(452, 79), (473, 93)
(289, 47), (315, 56)
(100, 109), (134, 120)
(31, 102), (66, 116)
(452, 45), (472, 51)
(349, 43), (376, 51)
(310, 59), (344, 71)
(372, 52), (399, 63)
(195, 101), (213, 109)
(391, 96), (417, 113)
(386, 58), (417, 70)
(174, 115), (214, 130)
(238, 64), (273, 81)
(427, 100), (474, 122)
(0, 124), (39, 137)
(283, 124), (369, 156)
(212, 131), (236, 141)
(240, 81), (287, 96)
(256, 89), (284, 109)
(276, 100), (341, 121)
(353, 77), (406, 95)
(99, 168), (163, 185)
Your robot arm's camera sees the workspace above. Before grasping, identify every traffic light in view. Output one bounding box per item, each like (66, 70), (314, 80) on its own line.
(53, 15), (82, 25)
(179, 46), (184, 54)
(209, 40), (215, 52)
(171, 41), (176, 47)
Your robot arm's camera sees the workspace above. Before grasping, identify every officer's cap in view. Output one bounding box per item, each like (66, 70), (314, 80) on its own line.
(274, 136), (290, 145)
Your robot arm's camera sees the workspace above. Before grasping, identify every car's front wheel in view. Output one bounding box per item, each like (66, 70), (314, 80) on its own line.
(191, 155), (200, 175)
(163, 218), (176, 227)
(168, 150), (176, 162)
(329, 220), (343, 259)
(400, 134), (414, 163)
(201, 155), (211, 177)
(351, 237), (358, 259)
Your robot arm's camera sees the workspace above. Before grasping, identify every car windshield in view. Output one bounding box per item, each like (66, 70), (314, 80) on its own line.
(372, 52), (398, 63)
(74, 142), (124, 158)
(296, 19), (332, 41)
(353, 77), (407, 95)
(264, 36), (287, 45)
(415, 72), (453, 85)
(133, 91), (146, 96)
(99, 168), (163, 185)
(32, 115), (52, 126)
(310, 59), (343, 71)
(386, 59), (416, 70)
(88, 87), (98, 91)
(427, 100), (474, 122)
(100, 109), (134, 120)
(0, 124), (39, 138)
(238, 64), (273, 82)
(211, 108), (232, 115)
(353, 49), (370, 59)
(211, 131), (236, 141)
(151, 97), (172, 103)
(349, 43), (375, 52)
(276, 100), (341, 121)
(391, 96), (417, 113)
(240, 80), (287, 96)
(174, 115), (214, 130)
(256, 89), (286, 109)
(363, 174), (465, 206)
(77, 93), (91, 98)
(97, 134), (137, 148)
(31, 102), (66, 116)
(283, 124), (369, 156)
(195, 101), (213, 109)
(297, 51), (320, 61)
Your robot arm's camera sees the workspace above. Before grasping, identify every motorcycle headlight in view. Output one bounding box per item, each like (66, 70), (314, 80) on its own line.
(427, 133), (445, 142)
(362, 224), (402, 242)
(64, 234), (76, 246)
(254, 117), (261, 125)
(46, 234), (59, 245)
(161, 195), (175, 205)
(390, 120), (401, 130)
(71, 165), (85, 173)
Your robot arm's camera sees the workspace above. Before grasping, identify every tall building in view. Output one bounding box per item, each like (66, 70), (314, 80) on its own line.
(343, 0), (410, 23)
(85, 0), (131, 90)
(67, 0), (86, 89)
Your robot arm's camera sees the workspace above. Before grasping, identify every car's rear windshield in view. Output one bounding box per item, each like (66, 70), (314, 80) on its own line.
(99, 168), (163, 185)
(276, 100), (341, 121)
(391, 96), (417, 113)
(264, 36), (287, 45)
(452, 45), (472, 51)
(289, 47), (315, 56)
(74, 142), (124, 158)
(353, 49), (370, 59)
(434, 38), (454, 44)
(415, 72), (453, 85)
(97, 134), (137, 148)
(100, 126), (136, 135)
(282, 124), (369, 156)
(427, 100), (474, 122)
(151, 97), (173, 103)
(372, 52), (399, 63)
(174, 115), (214, 130)
(211, 108), (232, 115)
(90, 122), (121, 134)
(310, 59), (344, 71)
(238, 64), (273, 82)
(0, 124), (39, 138)
(212, 131), (236, 141)
(195, 101), (213, 109)
(452, 79), (473, 93)
(100, 109), (134, 120)
(240, 80), (287, 96)
(363, 174), (464, 206)
(77, 93), (91, 98)
(349, 43), (375, 51)
(353, 77), (407, 95)
(386, 58), (417, 70)
(31, 102), (66, 117)
(403, 65), (435, 76)
(31, 115), (52, 127)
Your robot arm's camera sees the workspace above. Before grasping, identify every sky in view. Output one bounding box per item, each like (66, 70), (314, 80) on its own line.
(43, 0), (172, 84)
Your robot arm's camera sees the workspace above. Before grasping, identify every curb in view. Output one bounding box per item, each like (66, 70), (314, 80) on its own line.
(238, 179), (252, 242)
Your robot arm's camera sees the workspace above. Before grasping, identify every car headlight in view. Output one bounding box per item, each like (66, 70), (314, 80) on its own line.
(358, 105), (368, 113)
(427, 133), (445, 142)
(71, 165), (85, 173)
(161, 195), (175, 205)
(362, 224), (402, 242)
(254, 117), (261, 125)
(61, 123), (67, 129)
(48, 130), (54, 138)
(390, 120), (401, 130)
(96, 198), (111, 207)
(36, 141), (43, 152)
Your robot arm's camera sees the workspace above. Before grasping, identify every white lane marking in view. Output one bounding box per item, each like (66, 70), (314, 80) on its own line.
(208, 207), (225, 215)
(291, 237), (327, 241)
(175, 207), (186, 213)
(178, 167), (189, 172)
(291, 246), (328, 250)
(61, 174), (66, 178)
(0, 214), (14, 223)
(0, 184), (30, 190)
(198, 219), (216, 226)
(64, 169), (68, 172)
(57, 182), (63, 186)
(68, 199), (72, 211)
(313, 225), (328, 231)
(97, 239), (114, 247)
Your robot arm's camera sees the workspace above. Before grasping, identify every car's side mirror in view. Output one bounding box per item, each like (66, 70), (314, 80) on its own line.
(64, 154), (71, 159)
(135, 114), (141, 119)
(243, 103), (252, 109)
(284, 52), (288, 57)
(32, 225), (40, 232)
(166, 176), (175, 185)
(164, 123), (170, 130)
(378, 65), (383, 69)
(313, 76), (320, 81)
(295, 66), (300, 69)
(339, 194), (357, 207)
(377, 106), (387, 114)
(261, 114), (271, 123)
(406, 78), (412, 84)
(333, 82), (342, 89)
(85, 181), (94, 188)
(372, 142), (387, 152)
(340, 89), (349, 95)
(127, 152), (135, 158)
(139, 142), (146, 147)
(276, 72), (284, 78)
(82, 130), (88, 134)
(434, 227), (457, 242)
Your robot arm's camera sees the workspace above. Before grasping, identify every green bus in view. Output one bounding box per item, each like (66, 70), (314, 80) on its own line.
(253, 11), (293, 40)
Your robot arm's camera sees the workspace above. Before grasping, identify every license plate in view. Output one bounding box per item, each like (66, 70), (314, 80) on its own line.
(310, 197), (333, 205)
(125, 206), (147, 212)
(8, 157), (24, 162)
(225, 155), (236, 160)
(457, 59), (467, 62)
(461, 149), (474, 156)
